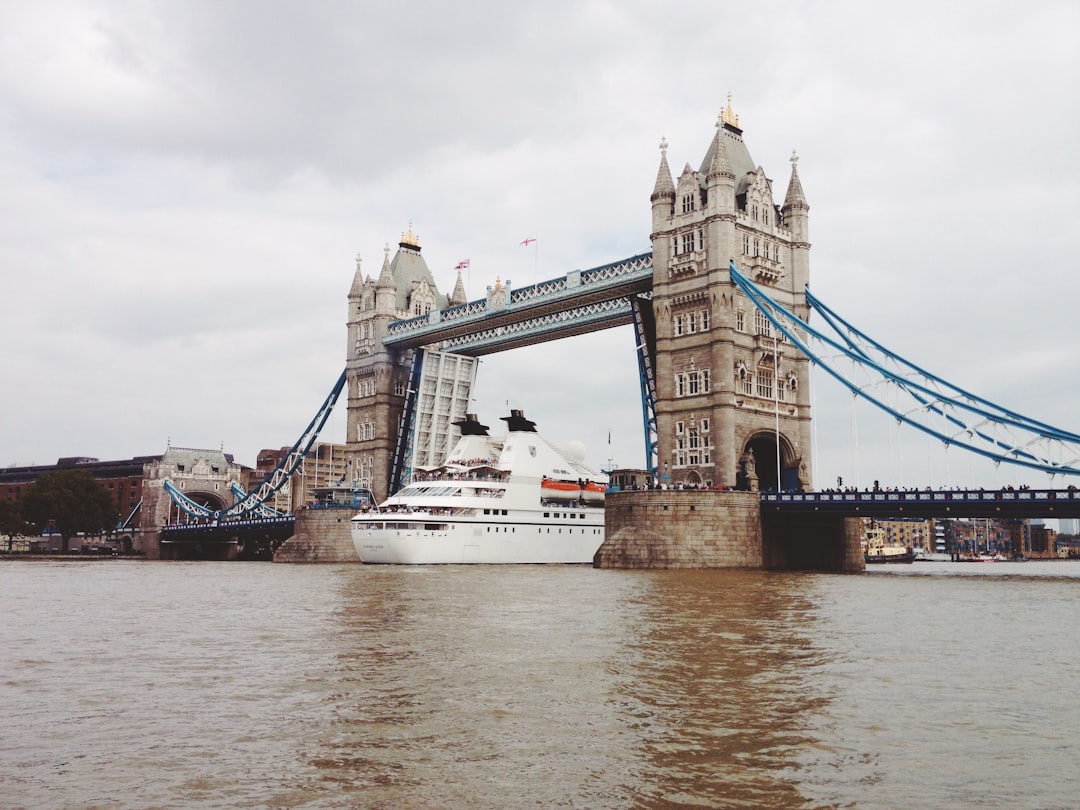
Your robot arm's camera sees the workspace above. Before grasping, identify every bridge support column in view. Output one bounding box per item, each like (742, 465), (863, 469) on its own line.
(273, 508), (359, 563)
(596, 490), (762, 568)
(596, 491), (865, 571)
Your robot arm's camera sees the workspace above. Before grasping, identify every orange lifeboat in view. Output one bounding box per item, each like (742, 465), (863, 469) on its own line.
(541, 478), (582, 501)
(581, 481), (606, 505)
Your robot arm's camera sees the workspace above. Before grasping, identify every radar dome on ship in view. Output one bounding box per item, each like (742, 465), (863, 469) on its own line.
(564, 441), (586, 463)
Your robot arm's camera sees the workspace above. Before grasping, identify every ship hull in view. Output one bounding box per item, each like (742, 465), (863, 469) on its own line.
(352, 511), (603, 564)
(865, 551), (917, 564)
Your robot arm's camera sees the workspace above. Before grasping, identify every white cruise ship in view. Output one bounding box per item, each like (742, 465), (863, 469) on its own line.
(351, 410), (607, 564)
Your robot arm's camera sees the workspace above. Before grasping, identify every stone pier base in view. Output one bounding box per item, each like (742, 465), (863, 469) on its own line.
(595, 490), (864, 571)
(595, 490), (763, 568)
(273, 508), (359, 563)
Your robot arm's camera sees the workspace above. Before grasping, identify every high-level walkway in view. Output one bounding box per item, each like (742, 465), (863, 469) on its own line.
(383, 252), (653, 354)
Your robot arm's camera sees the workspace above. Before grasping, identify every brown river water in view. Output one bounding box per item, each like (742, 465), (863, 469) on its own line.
(1, 559), (1078, 809)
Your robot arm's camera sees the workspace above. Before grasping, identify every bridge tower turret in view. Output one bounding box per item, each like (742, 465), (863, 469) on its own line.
(345, 226), (448, 501)
(649, 98), (813, 492)
(782, 150), (811, 302)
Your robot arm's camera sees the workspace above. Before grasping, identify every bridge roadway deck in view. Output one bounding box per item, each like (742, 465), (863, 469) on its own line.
(761, 488), (1080, 519)
(383, 252), (653, 354)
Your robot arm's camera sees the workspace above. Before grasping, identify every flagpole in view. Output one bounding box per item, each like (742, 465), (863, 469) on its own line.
(454, 259), (471, 299)
(519, 236), (538, 284)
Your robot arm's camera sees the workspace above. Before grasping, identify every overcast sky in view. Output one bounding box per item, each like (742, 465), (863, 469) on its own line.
(1, 1), (1077, 493)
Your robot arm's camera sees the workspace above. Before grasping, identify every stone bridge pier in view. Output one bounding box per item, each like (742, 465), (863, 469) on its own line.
(594, 490), (864, 572)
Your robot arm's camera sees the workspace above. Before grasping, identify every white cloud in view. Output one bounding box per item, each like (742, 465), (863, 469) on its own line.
(0, 0), (1076, 493)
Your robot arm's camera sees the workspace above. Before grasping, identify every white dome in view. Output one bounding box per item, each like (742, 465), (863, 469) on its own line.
(564, 440), (587, 463)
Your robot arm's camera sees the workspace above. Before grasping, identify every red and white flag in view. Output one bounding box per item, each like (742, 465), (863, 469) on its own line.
(454, 259), (470, 270)
(519, 237), (536, 246)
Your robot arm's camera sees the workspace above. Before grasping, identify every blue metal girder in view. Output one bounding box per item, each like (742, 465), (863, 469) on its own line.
(384, 252), (653, 354)
(630, 296), (658, 476)
(729, 262), (1080, 477)
(389, 349), (424, 494)
(163, 368), (348, 520)
(441, 296), (636, 355)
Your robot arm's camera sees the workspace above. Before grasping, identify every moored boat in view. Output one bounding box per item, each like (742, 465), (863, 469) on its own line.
(955, 552), (1007, 562)
(350, 410), (607, 564)
(863, 526), (917, 564)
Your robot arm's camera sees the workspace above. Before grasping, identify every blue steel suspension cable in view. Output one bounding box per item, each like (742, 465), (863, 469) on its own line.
(728, 263), (1080, 475)
(729, 265), (1067, 471)
(804, 287), (1080, 443)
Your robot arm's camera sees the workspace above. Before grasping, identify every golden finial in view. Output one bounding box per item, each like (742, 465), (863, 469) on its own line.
(721, 91), (739, 128)
(400, 221), (421, 248)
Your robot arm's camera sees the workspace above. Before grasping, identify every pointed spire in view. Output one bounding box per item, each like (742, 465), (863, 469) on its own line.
(707, 112), (734, 180)
(651, 136), (675, 202)
(349, 253), (365, 297)
(782, 149), (809, 211)
(376, 243), (395, 290)
(448, 268), (468, 306)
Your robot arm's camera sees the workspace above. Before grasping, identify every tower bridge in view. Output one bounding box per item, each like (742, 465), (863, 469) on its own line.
(163, 99), (1079, 569)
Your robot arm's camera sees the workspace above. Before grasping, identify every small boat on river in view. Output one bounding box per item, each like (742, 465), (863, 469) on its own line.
(864, 526), (917, 564)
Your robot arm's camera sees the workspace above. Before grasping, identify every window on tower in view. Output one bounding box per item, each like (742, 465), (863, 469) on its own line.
(754, 310), (771, 337)
(756, 369), (773, 399)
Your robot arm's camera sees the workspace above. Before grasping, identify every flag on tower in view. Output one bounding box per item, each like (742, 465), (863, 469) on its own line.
(454, 259), (470, 270)
(519, 237), (536, 246)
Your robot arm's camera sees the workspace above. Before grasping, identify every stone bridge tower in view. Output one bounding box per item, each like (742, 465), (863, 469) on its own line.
(649, 99), (812, 492)
(344, 225), (469, 500)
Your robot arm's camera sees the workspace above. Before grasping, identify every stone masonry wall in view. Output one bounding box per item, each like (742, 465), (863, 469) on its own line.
(595, 490), (763, 568)
(274, 508), (359, 563)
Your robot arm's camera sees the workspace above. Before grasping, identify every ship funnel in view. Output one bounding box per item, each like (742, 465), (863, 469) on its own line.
(502, 409), (538, 433)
